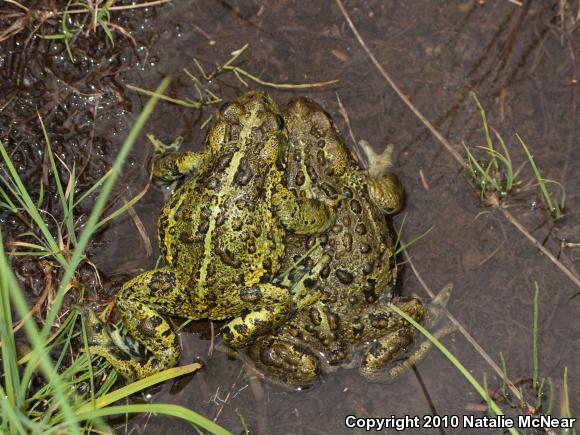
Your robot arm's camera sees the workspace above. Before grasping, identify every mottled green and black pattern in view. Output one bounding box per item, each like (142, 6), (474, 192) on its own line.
(89, 92), (337, 380)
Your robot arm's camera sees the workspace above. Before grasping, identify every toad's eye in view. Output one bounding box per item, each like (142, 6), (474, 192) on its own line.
(275, 114), (285, 130)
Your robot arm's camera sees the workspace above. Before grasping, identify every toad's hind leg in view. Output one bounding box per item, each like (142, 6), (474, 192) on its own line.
(246, 336), (320, 389)
(358, 298), (426, 380)
(359, 286), (454, 381)
(91, 268), (199, 380)
(219, 283), (293, 348)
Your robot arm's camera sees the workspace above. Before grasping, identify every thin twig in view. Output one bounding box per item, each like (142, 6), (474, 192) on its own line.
(224, 65), (338, 90)
(334, 0), (465, 168)
(126, 199), (153, 258)
(502, 208), (580, 289)
(212, 365), (245, 423)
(335, 93), (366, 165)
(4, 0), (29, 12)
(208, 320), (215, 358)
(60, 0), (172, 15)
(335, 0), (580, 293)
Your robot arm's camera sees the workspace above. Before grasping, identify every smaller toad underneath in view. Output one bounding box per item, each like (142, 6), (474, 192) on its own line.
(243, 98), (448, 388)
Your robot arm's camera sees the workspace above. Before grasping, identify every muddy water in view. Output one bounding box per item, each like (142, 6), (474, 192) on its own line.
(100, 2), (578, 433)
(3, 0), (579, 433)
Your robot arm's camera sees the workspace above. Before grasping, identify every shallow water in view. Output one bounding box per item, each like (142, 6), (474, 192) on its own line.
(2, 1), (579, 433)
(96, 2), (579, 433)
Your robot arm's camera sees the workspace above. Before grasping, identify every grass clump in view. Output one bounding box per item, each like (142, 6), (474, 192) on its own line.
(0, 78), (230, 434)
(464, 92), (566, 221)
(2, 1), (171, 61)
(38, 0), (116, 62)
(464, 92), (516, 202)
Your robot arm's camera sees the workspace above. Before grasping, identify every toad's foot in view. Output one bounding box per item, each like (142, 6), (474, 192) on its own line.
(87, 269), (197, 380)
(360, 285), (454, 381)
(357, 141), (404, 214)
(246, 336), (320, 389)
(80, 306), (151, 380)
(273, 185), (337, 235)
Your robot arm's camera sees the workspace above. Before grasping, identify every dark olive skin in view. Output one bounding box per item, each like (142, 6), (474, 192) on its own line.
(245, 98), (427, 388)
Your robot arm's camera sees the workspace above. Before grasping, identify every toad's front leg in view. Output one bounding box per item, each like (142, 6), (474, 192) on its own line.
(152, 149), (207, 186)
(220, 254), (331, 348)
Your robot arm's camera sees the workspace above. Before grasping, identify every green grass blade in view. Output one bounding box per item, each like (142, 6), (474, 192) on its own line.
(543, 179), (566, 211)
(39, 77), (170, 344)
(463, 143), (497, 192)
(96, 186), (148, 229)
(67, 162), (78, 246)
(0, 233), (82, 434)
(532, 282), (540, 392)
(76, 363), (202, 413)
(546, 377), (554, 415)
(482, 373), (496, 417)
(39, 116), (68, 223)
(126, 84), (203, 109)
(0, 142), (66, 266)
(395, 225), (434, 255)
(470, 91), (498, 171)
(75, 404), (231, 435)
(499, 351), (508, 401)
(36, 180), (45, 209)
(38, 34), (69, 40)
(61, 0), (76, 62)
(560, 367), (576, 435)
(0, 183), (18, 211)
(493, 131), (513, 193)
(72, 169), (111, 209)
(0, 263), (22, 409)
(97, 18), (114, 45)
(535, 377), (545, 410)
(388, 303), (520, 435)
(393, 213), (407, 251)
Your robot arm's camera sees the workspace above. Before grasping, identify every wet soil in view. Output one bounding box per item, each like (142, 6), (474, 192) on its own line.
(1, 1), (579, 434)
